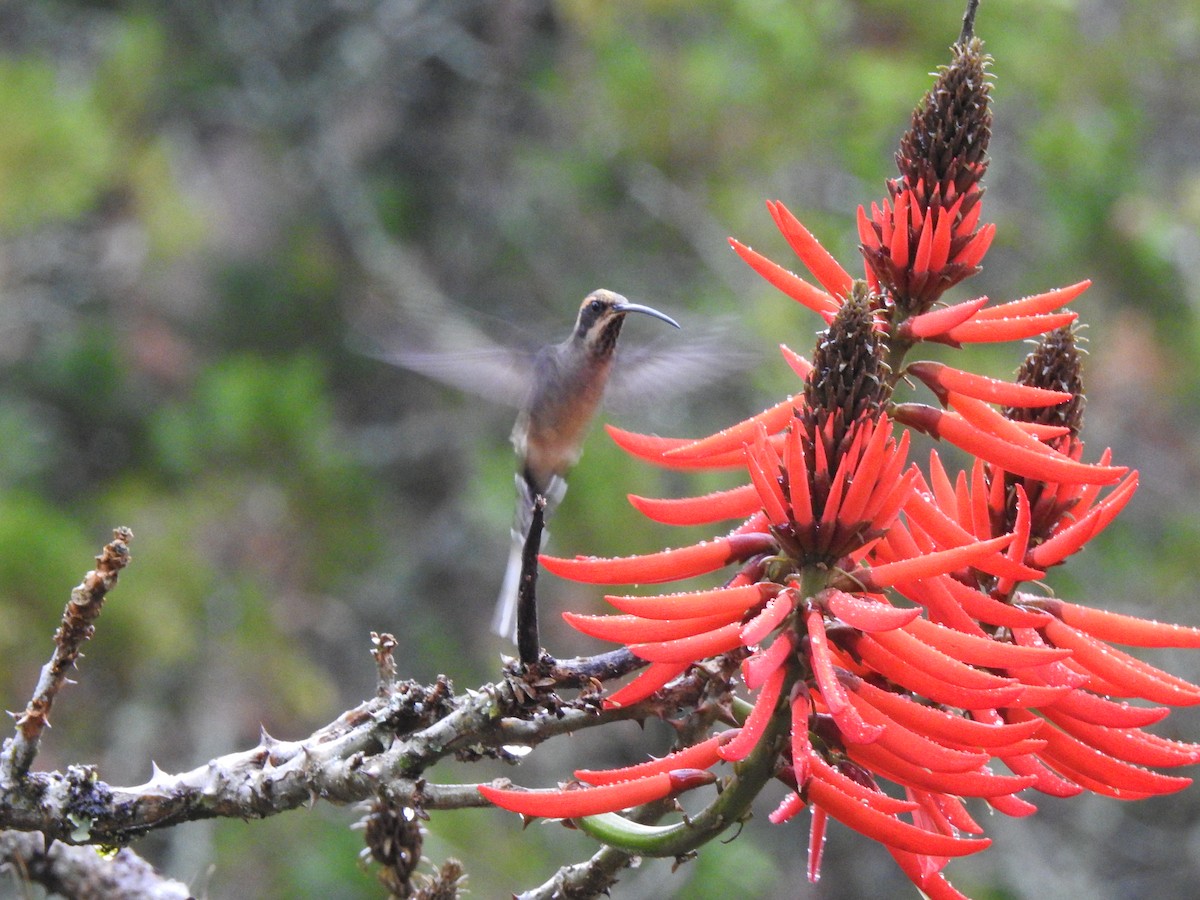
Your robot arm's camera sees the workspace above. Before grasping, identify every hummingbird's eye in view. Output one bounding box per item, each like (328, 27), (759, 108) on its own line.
(588, 299), (606, 315)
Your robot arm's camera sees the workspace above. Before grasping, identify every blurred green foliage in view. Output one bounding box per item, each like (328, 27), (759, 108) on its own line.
(0, 1), (1198, 898)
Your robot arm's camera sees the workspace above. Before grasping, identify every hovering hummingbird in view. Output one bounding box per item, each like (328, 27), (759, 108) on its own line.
(495, 290), (679, 638)
(363, 288), (750, 640)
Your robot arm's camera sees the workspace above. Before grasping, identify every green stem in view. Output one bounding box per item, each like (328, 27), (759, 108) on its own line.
(577, 674), (796, 858)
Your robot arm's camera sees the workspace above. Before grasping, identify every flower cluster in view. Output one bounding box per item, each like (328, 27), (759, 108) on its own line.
(478, 37), (1200, 899)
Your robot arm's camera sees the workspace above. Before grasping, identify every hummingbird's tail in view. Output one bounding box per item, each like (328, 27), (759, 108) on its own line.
(493, 473), (565, 642)
(492, 530), (526, 641)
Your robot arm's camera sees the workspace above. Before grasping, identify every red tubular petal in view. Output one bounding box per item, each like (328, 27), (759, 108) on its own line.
(1059, 658), (1131, 698)
(807, 751), (920, 814)
(605, 424), (745, 470)
(889, 192), (912, 268)
(542, 532), (776, 585)
(850, 533), (1015, 590)
(604, 661), (689, 709)
(630, 620), (745, 663)
(903, 615), (1070, 668)
(860, 435), (916, 526)
(1004, 684), (1075, 709)
(845, 691), (989, 773)
(885, 574), (987, 636)
(869, 626), (1022, 691)
(967, 459), (991, 541)
(930, 792), (983, 835)
(743, 632), (795, 690)
(889, 850), (972, 900)
(791, 689), (813, 786)
(824, 588), (921, 632)
(1010, 712), (1193, 797)
(1007, 629), (1091, 694)
(479, 772), (684, 818)
(801, 628), (888, 748)
(900, 297), (989, 340)
(907, 360), (1072, 407)
(986, 792), (1039, 817)
(1043, 618), (1200, 706)
(945, 311), (1078, 343)
(935, 576), (1052, 629)
(921, 452), (955, 518)
(1039, 706), (1200, 768)
(563, 610), (741, 643)
(805, 608), (852, 718)
(954, 189), (977, 229)
(1039, 596), (1200, 648)
(665, 396), (798, 461)
(627, 483), (760, 526)
(808, 806), (828, 884)
(575, 733), (732, 785)
(910, 788), (955, 843)
(995, 484), (1032, 596)
(769, 791), (807, 825)
(606, 583), (772, 621)
(853, 635), (1024, 709)
(741, 591), (796, 646)
(1044, 688), (1169, 728)
(729, 237), (840, 315)
(857, 204), (880, 249)
(784, 426), (815, 530)
(998, 749), (1085, 798)
(930, 203), (956, 271)
(1017, 421), (1072, 441)
(955, 398), (1118, 492)
(851, 679), (1044, 748)
(894, 404), (1124, 486)
(913, 210), (935, 274)
(847, 740), (1034, 798)
(1030, 757), (1156, 801)
(779, 344), (814, 379)
(955, 222), (995, 268)
(843, 417), (894, 501)
(901, 490), (1041, 583)
(972, 280), (1091, 320)
(1028, 474), (1139, 567)
(745, 444), (790, 527)
(718, 663), (787, 762)
(874, 199), (892, 243)
(768, 200), (854, 298)
(807, 775), (992, 856)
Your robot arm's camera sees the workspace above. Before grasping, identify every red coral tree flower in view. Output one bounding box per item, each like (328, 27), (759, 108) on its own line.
(478, 34), (1200, 900)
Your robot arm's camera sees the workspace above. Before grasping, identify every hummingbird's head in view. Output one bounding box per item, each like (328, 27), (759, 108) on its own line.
(573, 289), (680, 355)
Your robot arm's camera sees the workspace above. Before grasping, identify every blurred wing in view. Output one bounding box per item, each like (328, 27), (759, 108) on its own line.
(362, 341), (534, 408)
(348, 291), (536, 407)
(606, 318), (763, 409)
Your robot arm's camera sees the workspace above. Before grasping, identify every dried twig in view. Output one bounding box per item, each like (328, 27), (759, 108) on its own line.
(0, 528), (133, 783)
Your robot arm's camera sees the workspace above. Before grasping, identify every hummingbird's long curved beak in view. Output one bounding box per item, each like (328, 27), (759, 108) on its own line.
(612, 302), (681, 329)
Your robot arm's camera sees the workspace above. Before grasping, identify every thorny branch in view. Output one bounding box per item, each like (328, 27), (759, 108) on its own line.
(0, 656), (718, 843)
(0, 830), (192, 900)
(0, 534), (727, 897)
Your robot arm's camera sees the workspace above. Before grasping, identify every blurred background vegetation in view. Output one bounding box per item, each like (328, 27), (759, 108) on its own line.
(0, 1), (1198, 897)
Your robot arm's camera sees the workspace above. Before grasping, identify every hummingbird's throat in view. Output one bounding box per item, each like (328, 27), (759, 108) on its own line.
(591, 316), (625, 357)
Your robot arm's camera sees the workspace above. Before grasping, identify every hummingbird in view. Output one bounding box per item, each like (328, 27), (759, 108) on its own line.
(360, 287), (752, 639)
(494, 290), (679, 638)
